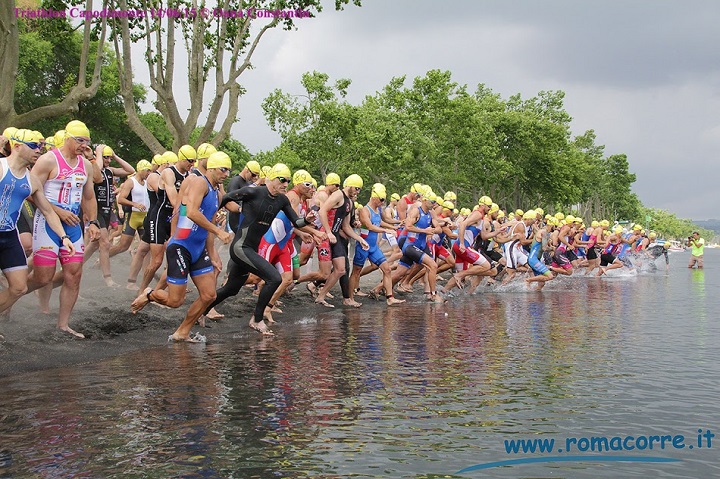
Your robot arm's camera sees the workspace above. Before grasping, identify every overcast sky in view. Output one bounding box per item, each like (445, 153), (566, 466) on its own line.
(160, 0), (720, 220)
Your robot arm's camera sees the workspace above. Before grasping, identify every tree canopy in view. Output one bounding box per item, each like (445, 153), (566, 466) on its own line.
(263, 69), (643, 221)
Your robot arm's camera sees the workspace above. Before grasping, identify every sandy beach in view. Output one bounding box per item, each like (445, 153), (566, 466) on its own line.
(0, 246), (352, 378)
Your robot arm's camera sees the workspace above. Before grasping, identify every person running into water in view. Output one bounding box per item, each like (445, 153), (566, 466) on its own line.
(130, 152), (233, 342)
(26, 121), (101, 338)
(203, 163), (317, 335)
(0, 130), (77, 337)
(350, 183), (405, 306)
(314, 174), (369, 308)
(83, 144), (135, 287)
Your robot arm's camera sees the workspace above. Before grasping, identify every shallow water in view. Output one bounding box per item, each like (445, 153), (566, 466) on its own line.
(0, 251), (718, 478)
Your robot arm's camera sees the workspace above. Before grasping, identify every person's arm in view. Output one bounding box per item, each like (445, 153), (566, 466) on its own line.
(341, 213), (368, 249)
(480, 218), (503, 241)
(183, 176), (231, 242)
(280, 195), (312, 229)
(82, 158), (101, 240)
(457, 210), (481, 252)
(161, 168), (181, 208)
(397, 198), (408, 221)
(29, 176), (76, 256)
(319, 190), (343, 243)
(359, 207), (386, 234)
(381, 206), (400, 225)
(116, 178), (143, 211)
(108, 153), (136, 178)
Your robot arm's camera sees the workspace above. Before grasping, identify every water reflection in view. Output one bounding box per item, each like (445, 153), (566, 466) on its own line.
(0, 265), (718, 478)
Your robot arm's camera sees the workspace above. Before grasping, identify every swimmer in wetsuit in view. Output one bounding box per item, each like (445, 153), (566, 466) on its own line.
(203, 163), (317, 335)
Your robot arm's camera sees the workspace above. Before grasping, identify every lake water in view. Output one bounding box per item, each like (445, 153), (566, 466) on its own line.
(0, 250), (718, 478)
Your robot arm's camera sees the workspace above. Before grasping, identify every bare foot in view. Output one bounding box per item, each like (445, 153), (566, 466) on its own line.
(104, 277), (119, 288)
(306, 282), (318, 298)
(354, 289), (368, 297)
(249, 317), (274, 336)
(263, 309), (276, 324)
(206, 308), (224, 320)
(126, 282), (139, 291)
(315, 298), (334, 308)
(387, 297), (406, 305)
(131, 288), (152, 314)
(326, 292), (334, 299)
(429, 294), (445, 304)
(271, 305), (283, 313)
(60, 327), (85, 339)
(167, 333), (201, 343)
(343, 299), (362, 308)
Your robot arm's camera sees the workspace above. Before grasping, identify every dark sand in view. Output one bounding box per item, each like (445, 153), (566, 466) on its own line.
(0, 246), (383, 378)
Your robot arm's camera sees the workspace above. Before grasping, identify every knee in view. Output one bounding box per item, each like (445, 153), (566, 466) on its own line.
(265, 273), (282, 289)
(199, 290), (217, 304)
(8, 284), (28, 298)
(166, 296), (185, 308)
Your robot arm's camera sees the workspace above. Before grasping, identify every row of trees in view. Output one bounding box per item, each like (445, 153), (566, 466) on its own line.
(261, 70), (641, 221)
(261, 70), (712, 239)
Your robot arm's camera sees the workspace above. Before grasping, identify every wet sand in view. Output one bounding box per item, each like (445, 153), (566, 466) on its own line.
(0, 246), (377, 378)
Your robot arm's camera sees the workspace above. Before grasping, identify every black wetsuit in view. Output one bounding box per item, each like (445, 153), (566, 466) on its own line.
(328, 191), (354, 299)
(227, 174), (251, 233)
(94, 166), (113, 228)
(141, 166), (187, 244)
(205, 185), (308, 322)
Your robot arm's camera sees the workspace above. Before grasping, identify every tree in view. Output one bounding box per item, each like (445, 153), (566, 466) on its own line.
(0, 0), (108, 129)
(110, 0), (361, 153)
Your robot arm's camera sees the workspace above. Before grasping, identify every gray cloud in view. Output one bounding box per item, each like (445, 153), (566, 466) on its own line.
(228, 0), (720, 219)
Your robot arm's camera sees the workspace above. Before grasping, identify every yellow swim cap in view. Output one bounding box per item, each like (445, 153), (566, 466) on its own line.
(292, 169), (314, 185)
(246, 160), (261, 175)
(152, 154), (166, 165)
(196, 143), (217, 159)
(102, 146), (114, 157)
(390, 193), (401, 201)
(163, 151), (179, 164)
(444, 191), (457, 201)
(371, 183), (386, 199)
(9, 129), (42, 148)
(207, 151), (232, 169)
(65, 120), (90, 138)
(535, 207), (544, 216)
(268, 163), (291, 180)
(325, 172), (341, 186)
(515, 209), (524, 216)
(178, 144), (197, 161)
(478, 195), (493, 206)
(343, 174), (363, 189)
(3, 127), (18, 140)
(136, 160), (152, 171)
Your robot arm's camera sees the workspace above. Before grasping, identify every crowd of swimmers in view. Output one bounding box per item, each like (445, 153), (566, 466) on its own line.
(0, 121), (673, 340)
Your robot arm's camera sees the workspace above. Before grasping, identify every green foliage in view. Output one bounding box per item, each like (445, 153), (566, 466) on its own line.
(261, 69), (644, 219)
(636, 208), (713, 241)
(15, 12), (151, 163)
